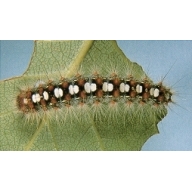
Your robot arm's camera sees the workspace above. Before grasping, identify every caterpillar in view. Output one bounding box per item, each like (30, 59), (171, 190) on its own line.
(17, 74), (172, 114)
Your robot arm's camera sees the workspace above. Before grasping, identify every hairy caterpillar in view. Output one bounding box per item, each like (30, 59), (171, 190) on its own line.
(17, 74), (172, 114)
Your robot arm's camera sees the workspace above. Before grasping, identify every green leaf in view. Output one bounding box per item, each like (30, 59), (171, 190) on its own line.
(0, 40), (167, 150)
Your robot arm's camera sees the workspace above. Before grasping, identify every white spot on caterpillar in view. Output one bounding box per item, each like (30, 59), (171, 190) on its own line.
(125, 84), (130, 92)
(84, 82), (96, 93)
(59, 88), (63, 97)
(69, 85), (79, 95)
(108, 83), (114, 92)
(136, 84), (143, 93)
(69, 85), (74, 95)
(102, 82), (114, 92)
(43, 91), (49, 101)
(32, 93), (41, 103)
(54, 88), (63, 98)
(154, 88), (160, 97)
(102, 82), (108, 92)
(150, 88), (154, 96)
(74, 85), (79, 94)
(54, 88), (59, 98)
(36, 93), (41, 102)
(91, 83), (96, 92)
(32, 94), (36, 103)
(120, 83), (125, 92)
(23, 98), (28, 104)
(84, 82), (91, 93)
